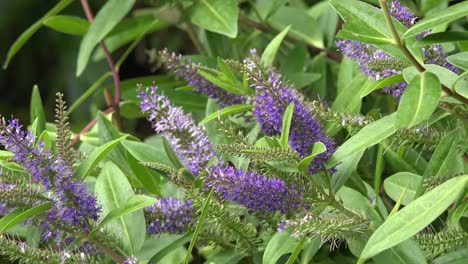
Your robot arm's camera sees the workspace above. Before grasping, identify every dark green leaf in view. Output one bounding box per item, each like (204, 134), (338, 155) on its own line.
(43, 15), (89, 35)
(76, 0), (135, 76)
(415, 31), (468, 47)
(432, 249), (468, 264)
(190, 0), (238, 38)
(396, 72), (441, 128)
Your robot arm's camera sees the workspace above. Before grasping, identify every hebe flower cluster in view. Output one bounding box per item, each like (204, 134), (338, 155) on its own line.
(138, 85), (214, 175)
(337, 0), (458, 97)
(160, 49), (247, 107)
(0, 118), (100, 239)
(145, 198), (196, 234)
(204, 164), (305, 214)
(244, 50), (335, 174)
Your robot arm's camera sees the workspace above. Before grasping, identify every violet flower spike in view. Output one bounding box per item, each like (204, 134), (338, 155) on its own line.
(138, 85), (215, 175)
(204, 164), (305, 214)
(145, 198), (196, 234)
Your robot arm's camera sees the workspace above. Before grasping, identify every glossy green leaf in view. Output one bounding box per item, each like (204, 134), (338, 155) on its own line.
(403, 1), (468, 38)
(263, 229), (301, 264)
(446, 51), (468, 71)
(384, 172), (422, 206)
(361, 74), (404, 98)
(190, 0), (238, 38)
(76, 135), (128, 179)
(359, 175), (468, 261)
(331, 151), (364, 193)
(298, 142), (327, 173)
(30, 85), (46, 136)
(396, 72), (441, 128)
(93, 195), (156, 232)
(432, 249), (468, 264)
(453, 72), (468, 98)
(261, 25), (291, 66)
(328, 114), (397, 166)
(0, 203), (52, 232)
(121, 139), (174, 168)
(199, 104), (253, 125)
(95, 162), (145, 255)
(185, 188), (214, 264)
(43, 15), (89, 35)
(415, 31), (468, 47)
(280, 102), (295, 149)
(197, 67), (245, 95)
(3, 0), (74, 69)
(76, 0), (135, 76)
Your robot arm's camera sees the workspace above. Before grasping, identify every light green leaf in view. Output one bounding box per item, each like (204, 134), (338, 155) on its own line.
(95, 162), (145, 255)
(161, 137), (185, 170)
(331, 151), (364, 193)
(199, 104), (253, 125)
(286, 236), (307, 264)
(447, 51), (468, 71)
(43, 15), (89, 35)
(76, 135), (128, 179)
(361, 74), (404, 98)
(148, 233), (192, 262)
(0, 203), (52, 232)
(396, 71), (441, 128)
(121, 139), (174, 168)
(384, 172), (422, 206)
(93, 195), (156, 233)
(76, 0), (135, 76)
(263, 229), (300, 264)
(332, 74), (367, 113)
(432, 249), (468, 264)
(261, 25), (291, 66)
(453, 72), (468, 98)
(185, 188), (214, 264)
(359, 175), (468, 261)
(280, 102), (295, 149)
(30, 85), (46, 136)
(3, 0), (74, 69)
(328, 114), (397, 167)
(403, 1), (468, 38)
(298, 142), (327, 173)
(197, 67), (245, 95)
(190, 0), (238, 38)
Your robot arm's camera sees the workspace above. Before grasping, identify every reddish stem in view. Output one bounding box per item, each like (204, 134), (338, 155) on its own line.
(70, 107), (114, 146)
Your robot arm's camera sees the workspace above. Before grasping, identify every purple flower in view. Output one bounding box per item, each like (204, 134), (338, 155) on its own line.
(204, 164), (305, 214)
(0, 118), (100, 239)
(138, 85), (215, 175)
(337, 0), (459, 97)
(244, 51), (335, 174)
(145, 198), (196, 234)
(160, 49), (248, 107)
(123, 256), (138, 264)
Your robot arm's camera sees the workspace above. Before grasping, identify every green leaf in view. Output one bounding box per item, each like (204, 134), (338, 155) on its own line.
(148, 233), (193, 262)
(93, 195), (156, 233)
(298, 142), (327, 173)
(332, 74), (367, 113)
(286, 236), (307, 264)
(337, 57), (359, 93)
(67, 72), (113, 115)
(328, 114), (397, 167)
(161, 137), (185, 170)
(384, 172), (422, 206)
(263, 229), (301, 264)
(76, 135), (128, 179)
(360, 74), (404, 98)
(280, 102), (295, 149)
(43, 15), (89, 35)
(359, 175), (468, 262)
(432, 249), (468, 264)
(261, 25), (291, 66)
(403, 1), (468, 38)
(446, 51), (468, 71)
(0, 203), (52, 232)
(268, 6), (323, 48)
(3, 0), (74, 69)
(329, 0), (394, 44)
(199, 104), (253, 125)
(185, 188), (214, 264)
(453, 72), (468, 98)
(396, 72), (441, 128)
(414, 31), (468, 47)
(121, 139), (174, 168)
(197, 67), (245, 95)
(95, 162), (145, 255)
(30, 85), (46, 136)
(331, 151), (364, 193)
(190, 0), (238, 38)
(76, 0), (135, 76)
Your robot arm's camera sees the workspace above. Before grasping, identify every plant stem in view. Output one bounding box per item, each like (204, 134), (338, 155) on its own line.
(70, 107), (114, 146)
(185, 22), (207, 55)
(379, 0), (468, 105)
(80, 0), (123, 128)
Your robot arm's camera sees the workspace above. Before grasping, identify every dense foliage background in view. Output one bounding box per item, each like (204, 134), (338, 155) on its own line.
(0, 0), (467, 263)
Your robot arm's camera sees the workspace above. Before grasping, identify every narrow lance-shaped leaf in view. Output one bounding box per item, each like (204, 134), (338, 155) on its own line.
(396, 71), (441, 129)
(359, 175), (468, 262)
(280, 102), (295, 149)
(43, 15), (89, 35)
(261, 25), (291, 66)
(30, 85), (46, 136)
(263, 229), (301, 264)
(0, 203), (53, 232)
(199, 104), (253, 125)
(298, 142), (327, 172)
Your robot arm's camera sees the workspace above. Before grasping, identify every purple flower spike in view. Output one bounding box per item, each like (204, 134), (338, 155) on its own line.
(205, 164), (305, 214)
(160, 49), (248, 107)
(138, 85), (214, 175)
(337, 0), (459, 97)
(145, 198), (196, 234)
(0, 118), (100, 239)
(244, 51), (335, 174)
